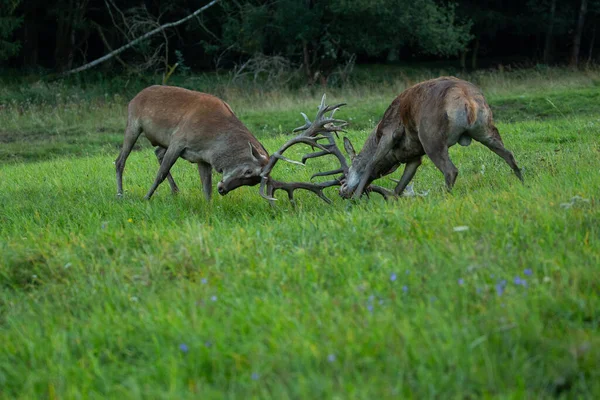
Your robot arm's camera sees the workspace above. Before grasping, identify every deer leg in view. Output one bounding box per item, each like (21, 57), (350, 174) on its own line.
(476, 136), (523, 182)
(115, 120), (142, 196)
(393, 157), (423, 195)
(197, 162), (213, 201)
(422, 141), (458, 191)
(144, 145), (183, 200)
(155, 147), (180, 194)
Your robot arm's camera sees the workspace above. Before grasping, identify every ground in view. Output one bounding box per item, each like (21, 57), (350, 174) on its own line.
(0, 67), (599, 398)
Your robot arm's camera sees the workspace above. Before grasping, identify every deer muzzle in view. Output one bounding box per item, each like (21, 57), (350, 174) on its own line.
(217, 181), (228, 196)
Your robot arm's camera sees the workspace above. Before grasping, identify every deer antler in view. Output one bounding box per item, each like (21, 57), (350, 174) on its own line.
(259, 94), (349, 204)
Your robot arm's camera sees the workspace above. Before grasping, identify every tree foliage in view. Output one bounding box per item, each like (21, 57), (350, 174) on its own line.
(0, 0), (599, 74)
(0, 0), (22, 60)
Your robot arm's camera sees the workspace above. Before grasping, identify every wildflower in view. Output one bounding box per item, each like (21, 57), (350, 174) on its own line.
(453, 226), (469, 232)
(402, 285), (408, 293)
(524, 268), (533, 276)
(458, 278), (465, 285)
(327, 354), (336, 362)
(514, 276), (523, 285)
(127, 218), (133, 223)
(495, 280), (507, 296)
(210, 295), (217, 302)
(514, 276), (528, 287)
(367, 304), (374, 312)
(251, 372), (260, 380)
(390, 273), (397, 282)
(201, 278), (208, 284)
(179, 343), (189, 353)
(204, 341), (212, 348)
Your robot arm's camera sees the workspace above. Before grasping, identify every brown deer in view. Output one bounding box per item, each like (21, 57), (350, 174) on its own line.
(340, 77), (523, 199)
(115, 85), (269, 200)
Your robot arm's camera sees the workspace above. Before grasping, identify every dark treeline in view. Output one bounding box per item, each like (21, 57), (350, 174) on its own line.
(0, 0), (598, 81)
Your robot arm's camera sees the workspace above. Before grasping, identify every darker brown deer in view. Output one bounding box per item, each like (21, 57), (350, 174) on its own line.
(340, 77), (523, 199)
(115, 85), (269, 200)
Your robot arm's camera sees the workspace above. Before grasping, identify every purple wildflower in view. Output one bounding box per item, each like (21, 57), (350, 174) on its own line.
(367, 303), (374, 313)
(201, 278), (208, 284)
(514, 276), (528, 287)
(458, 278), (465, 285)
(402, 285), (408, 293)
(495, 282), (506, 296)
(210, 295), (217, 302)
(390, 273), (397, 282)
(251, 372), (260, 380)
(327, 354), (336, 362)
(524, 269), (533, 276)
(179, 343), (189, 353)
(205, 341), (212, 348)
(514, 276), (523, 285)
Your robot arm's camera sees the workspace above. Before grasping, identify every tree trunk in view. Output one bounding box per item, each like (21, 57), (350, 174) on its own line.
(302, 39), (313, 84)
(23, 9), (39, 67)
(471, 37), (480, 70)
(54, 0), (75, 72)
(587, 22), (596, 66)
(543, 0), (557, 64)
(459, 50), (466, 71)
(570, 0), (588, 68)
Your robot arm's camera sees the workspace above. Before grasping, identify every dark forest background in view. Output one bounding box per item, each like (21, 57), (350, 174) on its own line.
(0, 0), (598, 82)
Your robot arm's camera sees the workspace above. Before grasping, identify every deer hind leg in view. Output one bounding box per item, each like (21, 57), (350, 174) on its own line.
(394, 157), (423, 195)
(475, 128), (523, 182)
(144, 144), (184, 200)
(116, 119), (142, 196)
(420, 130), (459, 191)
(197, 162), (213, 201)
(155, 147), (180, 194)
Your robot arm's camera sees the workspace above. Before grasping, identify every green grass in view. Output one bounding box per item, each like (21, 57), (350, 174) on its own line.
(0, 68), (599, 398)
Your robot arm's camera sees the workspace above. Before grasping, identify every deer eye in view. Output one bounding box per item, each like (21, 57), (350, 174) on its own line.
(245, 169), (253, 176)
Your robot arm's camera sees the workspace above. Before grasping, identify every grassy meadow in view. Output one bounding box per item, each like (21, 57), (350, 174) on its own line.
(0, 67), (599, 398)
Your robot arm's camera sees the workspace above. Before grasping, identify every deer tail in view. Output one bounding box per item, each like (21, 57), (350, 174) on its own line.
(465, 97), (478, 127)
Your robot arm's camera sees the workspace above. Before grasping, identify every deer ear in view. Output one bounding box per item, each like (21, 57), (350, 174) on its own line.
(249, 142), (267, 163)
(343, 137), (356, 160)
(392, 125), (405, 144)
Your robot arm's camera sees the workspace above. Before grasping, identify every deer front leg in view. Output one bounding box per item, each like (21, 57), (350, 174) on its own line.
(393, 157), (422, 195)
(197, 162), (213, 201)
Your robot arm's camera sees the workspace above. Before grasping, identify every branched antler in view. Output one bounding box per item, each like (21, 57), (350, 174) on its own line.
(259, 94), (349, 204)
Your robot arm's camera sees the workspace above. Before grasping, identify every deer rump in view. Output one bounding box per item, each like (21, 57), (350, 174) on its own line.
(340, 76), (523, 199)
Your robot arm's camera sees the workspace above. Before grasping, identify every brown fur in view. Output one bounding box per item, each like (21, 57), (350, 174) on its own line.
(340, 77), (523, 199)
(115, 85), (269, 201)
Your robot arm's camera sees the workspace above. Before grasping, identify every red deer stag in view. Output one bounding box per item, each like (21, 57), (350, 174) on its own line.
(115, 85), (269, 200)
(340, 77), (523, 199)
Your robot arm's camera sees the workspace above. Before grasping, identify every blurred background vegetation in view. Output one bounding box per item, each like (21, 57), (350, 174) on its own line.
(0, 0), (598, 86)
